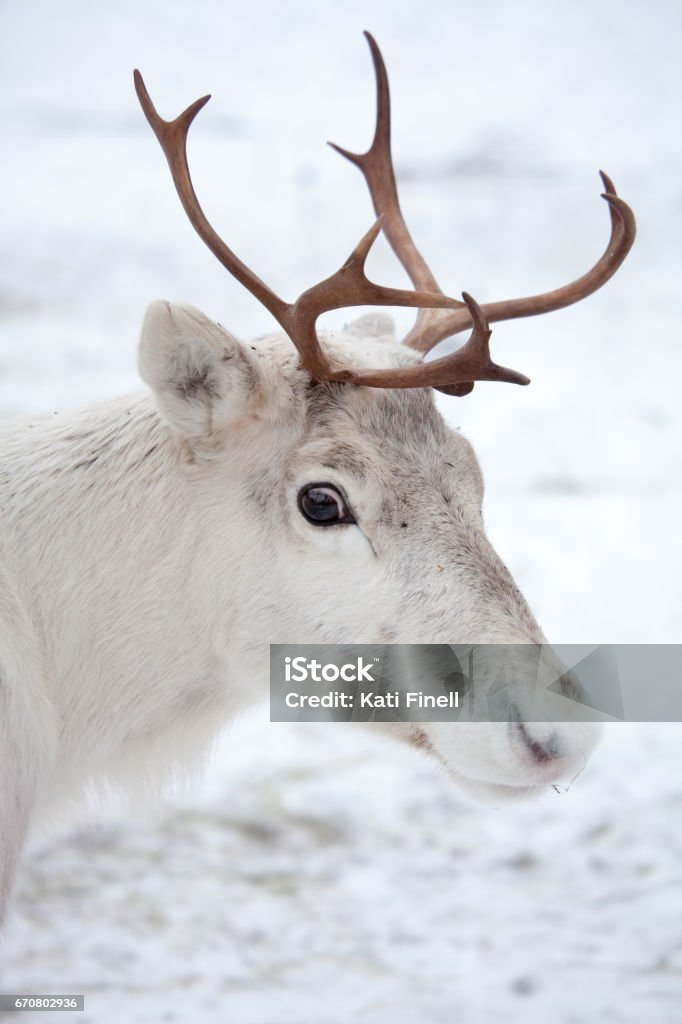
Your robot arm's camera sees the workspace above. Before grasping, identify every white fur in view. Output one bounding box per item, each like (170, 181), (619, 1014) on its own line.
(0, 301), (601, 923)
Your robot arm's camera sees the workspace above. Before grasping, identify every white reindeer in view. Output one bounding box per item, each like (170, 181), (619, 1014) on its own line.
(0, 33), (635, 925)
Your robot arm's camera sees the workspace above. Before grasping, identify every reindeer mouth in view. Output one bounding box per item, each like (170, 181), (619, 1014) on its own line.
(446, 772), (548, 805)
(412, 727), (561, 805)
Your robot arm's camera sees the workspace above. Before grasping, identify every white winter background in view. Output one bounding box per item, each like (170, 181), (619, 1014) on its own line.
(1, 1), (681, 1022)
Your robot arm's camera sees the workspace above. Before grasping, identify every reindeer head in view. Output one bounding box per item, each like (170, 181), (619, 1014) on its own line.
(134, 34), (635, 802)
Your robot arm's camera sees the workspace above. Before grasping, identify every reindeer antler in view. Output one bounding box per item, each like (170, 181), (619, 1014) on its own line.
(332, 32), (636, 362)
(134, 31), (635, 396)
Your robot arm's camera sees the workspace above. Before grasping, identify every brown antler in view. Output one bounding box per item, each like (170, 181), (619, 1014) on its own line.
(331, 32), (636, 358)
(134, 30), (634, 396)
(134, 65), (526, 394)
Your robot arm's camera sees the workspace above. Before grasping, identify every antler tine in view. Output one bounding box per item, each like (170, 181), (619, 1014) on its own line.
(329, 31), (465, 349)
(133, 70), (292, 329)
(325, 292), (530, 393)
(295, 215), (463, 316)
(403, 175), (637, 351)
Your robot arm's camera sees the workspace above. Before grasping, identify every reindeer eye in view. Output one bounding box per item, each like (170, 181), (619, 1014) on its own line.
(298, 483), (355, 526)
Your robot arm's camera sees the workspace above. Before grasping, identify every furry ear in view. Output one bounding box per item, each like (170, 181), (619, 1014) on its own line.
(343, 312), (396, 342)
(138, 301), (262, 442)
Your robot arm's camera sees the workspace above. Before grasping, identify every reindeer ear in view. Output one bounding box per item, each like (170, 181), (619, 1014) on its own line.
(138, 301), (262, 442)
(344, 312), (396, 341)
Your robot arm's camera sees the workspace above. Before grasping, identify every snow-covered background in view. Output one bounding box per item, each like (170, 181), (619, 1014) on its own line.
(1, 1), (681, 1021)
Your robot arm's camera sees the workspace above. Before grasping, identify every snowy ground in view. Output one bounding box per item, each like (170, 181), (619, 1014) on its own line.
(1, 1), (681, 1022)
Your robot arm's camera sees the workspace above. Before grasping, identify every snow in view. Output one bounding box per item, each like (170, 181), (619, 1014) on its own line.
(1, 1), (681, 1021)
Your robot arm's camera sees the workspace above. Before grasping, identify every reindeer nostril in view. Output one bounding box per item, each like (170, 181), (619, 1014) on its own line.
(512, 713), (562, 764)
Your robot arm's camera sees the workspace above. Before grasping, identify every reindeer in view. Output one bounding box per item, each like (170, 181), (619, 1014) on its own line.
(0, 33), (635, 925)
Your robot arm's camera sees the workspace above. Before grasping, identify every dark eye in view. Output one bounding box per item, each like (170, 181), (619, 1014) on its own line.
(298, 483), (355, 527)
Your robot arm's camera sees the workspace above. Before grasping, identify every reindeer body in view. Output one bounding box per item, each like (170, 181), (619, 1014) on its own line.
(0, 32), (634, 926)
